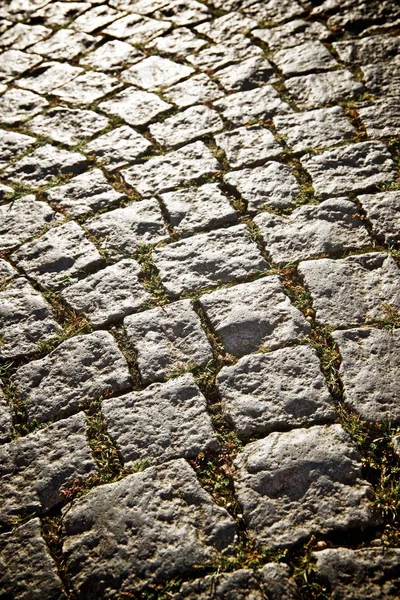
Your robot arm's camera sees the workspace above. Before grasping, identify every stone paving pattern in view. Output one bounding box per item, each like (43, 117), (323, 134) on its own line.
(0, 0), (400, 598)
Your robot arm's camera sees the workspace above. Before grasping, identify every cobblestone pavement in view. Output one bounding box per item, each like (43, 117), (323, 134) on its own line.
(1, 0), (400, 598)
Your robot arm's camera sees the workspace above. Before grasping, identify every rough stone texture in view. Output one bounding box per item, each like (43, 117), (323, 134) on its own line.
(103, 14), (171, 44)
(28, 27), (94, 60)
(103, 374), (218, 466)
(234, 424), (375, 548)
(0, 259), (16, 283)
(124, 300), (213, 383)
(0, 277), (61, 359)
(333, 328), (400, 423)
(147, 27), (206, 56)
(0, 49), (42, 83)
(215, 56), (275, 92)
(13, 221), (103, 290)
(253, 19), (330, 50)
(80, 39), (143, 71)
(254, 198), (371, 262)
(274, 41), (337, 76)
(27, 107), (108, 146)
(13, 331), (131, 422)
(215, 126), (282, 168)
(195, 12), (258, 42)
(5, 144), (88, 186)
(85, 199), (168, 257)
(199, 276), (310, 357)
(122, 55), (194, 90)
(0, 184), (14, 201)
(154, 224), (268, 296)
(153, 0), (210, 26)
(122, 141), (220, 196)
(0, 129), (36, 169)
(0, 391), (12, 444)
(0, 23), (51, 50)
(99, 87), (172, 126)
(224, 162), (299, 212)
(30, 2), (90, 27)
(286, 70), (364, 109)
(71, 4), (120, 32)
(52, 71), (121, 105)
(187, 34), (262, 72)
(301, 142), (396, 198)
(85, 125), (152, 170)
(0, 413), (96, 524)
(213, 84), (292, 125)
(333, 35), (400, 65)
(149, 105), (223, 148)
(217, 345), (334, 439)
(358, 99), (400, 138)
(314, 547), (400, 599)
(161, 183), (237, 234)
(62, 459), (237, 597)
(164, 73), (224, 107)
(0, 194), (60, 251)
(0, 88), (48, 124)
(62, 259), (151, 327)
(17, 61), (83, 94)
(358, 190), (400, 245)
(299, 253), (400, 327)
(274, 106), (356, 153)
(361, 57), (400, 98)
(243, 0), (305, 22)
(0, 518), (67, 600)
(46, 168), (124, 217)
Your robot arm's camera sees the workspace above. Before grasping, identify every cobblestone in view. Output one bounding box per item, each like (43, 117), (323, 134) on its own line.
(213, 84), (292, 125)
(358, 98), (400, 138)
(0, 49), (42, 84)
(85, 125), (152, 171)
(99, 87), (172, 126)
(27, 107), (109, 147)
(149, 104), (223, 148)
(0, 88), (48, 124)
(164, 73), (224, 107)
(358, 190), (400, 245)
(16, 61), (83, 95)
(80, 40), (143, 72)
(121, 55), (194, 90)
(286, 70), (364, 109)
(0, 129), (36, 170)
(215, 125), (282, 168)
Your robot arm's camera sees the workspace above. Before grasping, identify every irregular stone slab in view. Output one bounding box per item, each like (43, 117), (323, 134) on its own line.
(358, 99), (400, 138)
(215, 56), (275, 92)
(0, 278), (61, 359)
(71, 4), (120, 32)
(154, 224), (267, 297)
(103, 374), (217, 466)
(0, 413), (96, 525)
(62, 459), (236, 597)
(153, 0), (210, 26)
(122, 141), (220, 196)
(0, 259), (16, 283)
(0, 129), (36, 170)
(195, 11), (258, 42)
(80, 39), (143, 71)
(28, 107), (108, 146)
(85, 199), (168, 257)
(213, 85), (292, 126)
(53, 71), (121, 105)
(0, 184), (13, 200)
(104, 14), (171, 44)
(30, 1), (90, 27)
(253, 19), (330, 51)
(361, 58), (400, 98)
(314, 547), (400, 599)
(122, 55), (194, 90)
(161, 183), (237, 234)
(62, 259), (150, 327)
(0, 22), (51, 50)
(358, 190), (400, 245)
(299, 253), (400, 327)
(274, 106), (356, 153)
(187, 34), (262, 72)
(149, 105), (223, 148)
(324, 0), (400, 33)
(274, 41), (337, 76)
(243, 0), (305, 22)
(85, 125), (152, 171)
(333, 34), (400, 65)
(301, 142), (396, 198)
(124, 300), (212, 383)
(217, 346), (335, 439)
(216, 126), (282, 168)
(0, 88), (48, 125)
(17, 61), (83, 95)
(286, 70), (364, 110)
(224, 162), (299, 212)
(333, 328), (400, 423)
(0, 49), (42, 84)
(46, 168), (124, 217)
(13, 221), (103, 290)
(28, 27), (94, 60)
(0, 195), (60, 251)
(147, 26), (206, 56)
(164, 73), (224, 107)
(13, 331), (131, 423)
(99, 87), (172, 126)
(254, 198), (371, 262)
(5, 144), (88, 187)
(199, 276), (310, 357)
(234, 424), (375, 548)
(0, 519), (67, 600)
(0, 391), (12, 444)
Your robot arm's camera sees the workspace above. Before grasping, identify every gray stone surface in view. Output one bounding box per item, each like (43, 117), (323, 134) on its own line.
(0, 259), (16, 283)
(274, 106), (356, 153)
(0, 88), (48, 124)
(234, 424), (375, 548)
(301, 142), (396, 198)
(103, 374), (218, 466)
(358, 190), (400, 245)
(80, 39), (143, 71)
(71, 4), (120, 32)
(195, 11), (258, 42)
(215, 56), (275, 92)
(0, 518), (67, 600)
(217, 345), (334, 439)
(62, 259), (151, 327)
(0, 129), (35, 169)
(164, 73), (224, 107)
(254, 198), (371, 262)
(0, 22), (51, 50)
(122, 55), (194, 90)
(243, 0), (305, 22)
(274, 41), (337, 76)
(122, 141), (220, 196)
(0, 49), (42, 83)
(52, 71), (121, 105)
(0, 277), (61, 359)
(224, 162), (299, 211)
(216, 125), (282, 168)
(85, 125), (152, 170)
(253, 19), (330, 50)
(358, 98), (400, 138)
(286, 70), (364, 109)
(299, 253), (400, 327)
(99, 87), (172, 126)
(13, 221), (103, 290)
(13, 331), (131, 422)
(0, 184), (14, 200)
(0, 413), (96, 524)
(161, 183), (237, 234)
(199, 276), (310, 357)
(17, 61), (83, 94)
(153, 0), (210, 26)
(147, 27), (206, 56)
(154, 224), (267, 296)
(46, 168), (124, 217)
(361, 57), (400, 98)
(0, 391), (12, 444)
(314, 547), (400, 599)
(103, 14), (171, 44)
(62, 459), (237, 596)
(124, 300), (212, 383)
(30, 2), (90, 27)
(149, 105), (223, 148)
(85, 199), (168, 257)
(187, 34), (262, 72)
(333, 34), (400, 65)
(28, 27), (94, 60)
(28, 107), (108, 146)
(333, 328), (400, 423)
